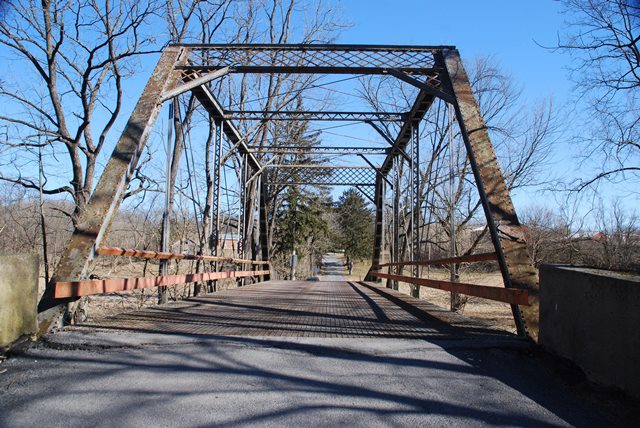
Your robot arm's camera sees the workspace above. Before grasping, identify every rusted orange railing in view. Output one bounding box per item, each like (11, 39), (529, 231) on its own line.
(55, 270), (271, 298)
(97, 245), (270, 265)
(369, 272), (528, 305)
(369, 252), (529, 306)
(54, 246), (271, 298)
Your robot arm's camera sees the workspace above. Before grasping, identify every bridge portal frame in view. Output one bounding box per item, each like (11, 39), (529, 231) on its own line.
(38, 44), (539, 340)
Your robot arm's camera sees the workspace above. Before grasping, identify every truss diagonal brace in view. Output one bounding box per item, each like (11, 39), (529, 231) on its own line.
(442, 48), (538, 339)
(385, 68), (454, 104)
(37, 46), (189, 332)
(358, 154), (392, 188)
(366, 120), (411, 162)
(161, 66), (230, 102)
(190, 83), (261, 171)
(354, 185), (375, 204)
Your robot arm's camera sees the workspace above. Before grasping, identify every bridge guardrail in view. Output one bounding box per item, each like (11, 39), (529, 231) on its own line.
(54, 245), (271, 298)
(368, 252), (529, 306)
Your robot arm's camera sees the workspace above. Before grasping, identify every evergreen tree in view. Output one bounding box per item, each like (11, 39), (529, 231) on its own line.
(273, 187), (329, 256)
(269, 96), (331, 265)
(335, 189), (374, 263)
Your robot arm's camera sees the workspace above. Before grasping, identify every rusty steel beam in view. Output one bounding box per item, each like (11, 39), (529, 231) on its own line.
(161, 67), (230, 101)
(177, 44), (448, 76)
(176, 43), (445, 76)
(96, 246), (269, 265)
(267, 165), (377, 187)
(188, 79), (261, 171)
(379, 90), (437, 176)
(54, 270), (272, 298)
(385, 69), (454, 103)
(375, 252), (498, 268)
(224, 110), (407, 122)
(441, 48), (539, 340)
(370, 272), (529, 306)
(179, 65), (439, 76)
(366, 175), (386, 281)
(37, 46), (189, 333)
(178, 43), (454, 51)
(248, 146), (388, 156)
(259, 176), (271, 279)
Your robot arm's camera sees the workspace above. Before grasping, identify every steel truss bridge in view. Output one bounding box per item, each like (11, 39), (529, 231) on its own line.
(38, 44), (539, 340)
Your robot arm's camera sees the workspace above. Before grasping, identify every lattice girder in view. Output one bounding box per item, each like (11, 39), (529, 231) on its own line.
(266, 165), (376, 187)
(181, 44), (446, 73)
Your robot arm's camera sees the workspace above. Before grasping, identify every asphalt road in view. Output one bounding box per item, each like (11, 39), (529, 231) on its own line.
(2, 333), (633, 426)
(1, 273), (636, 427)
(318, 253), (348, 281)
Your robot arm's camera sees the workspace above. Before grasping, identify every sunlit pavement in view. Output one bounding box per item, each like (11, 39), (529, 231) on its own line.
(0, 268), (632, 427)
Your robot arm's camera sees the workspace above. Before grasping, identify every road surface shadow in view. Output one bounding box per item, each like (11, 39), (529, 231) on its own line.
(1, 332), (635, 427)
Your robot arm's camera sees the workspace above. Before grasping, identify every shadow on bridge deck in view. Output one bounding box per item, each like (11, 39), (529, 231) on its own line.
(79, 280), (510, 340)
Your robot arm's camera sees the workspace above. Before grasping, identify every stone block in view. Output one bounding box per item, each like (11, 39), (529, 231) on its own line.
(539, 265), (640, 399)
(0, 254), (38, 349)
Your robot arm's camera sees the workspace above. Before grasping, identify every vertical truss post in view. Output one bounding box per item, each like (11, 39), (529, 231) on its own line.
(159, 101), (175, 304)
(411, 123), (421, 297)
(239, 154), (247, 258)
(441, 48), (538, 339)
(238, 153), (249, 286)
(448, 103), (461, 311)
(367, 175), (385, 281)
(36, 46), (187, 333)
(259, 175), (271, 280)
(208, 120), (223, 291)
(248, 175), (258, 284)
(391, 156), (400, 290)
(254, 174), (262, 282)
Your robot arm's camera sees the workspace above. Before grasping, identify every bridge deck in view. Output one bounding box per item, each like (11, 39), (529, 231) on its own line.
(83, 280), (508, 339)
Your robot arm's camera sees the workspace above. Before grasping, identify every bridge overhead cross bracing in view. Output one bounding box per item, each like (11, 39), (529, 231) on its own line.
(40, 43), (539, 342)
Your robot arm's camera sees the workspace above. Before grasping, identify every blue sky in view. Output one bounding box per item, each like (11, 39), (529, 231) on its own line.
(338, 1), (569, 206)
(1, 0), (636, 222)
(333, 0), (637, 216)
(339, 1), (571, 100)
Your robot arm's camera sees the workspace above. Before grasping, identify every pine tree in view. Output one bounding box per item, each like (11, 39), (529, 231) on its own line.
(335, 189), (374, 264)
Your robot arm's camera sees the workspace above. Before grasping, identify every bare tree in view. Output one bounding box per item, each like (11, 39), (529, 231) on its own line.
(362, 57), (560, 261)
(590, 199), (640, 271)
(520, 205), (574, 266)
(0, 0), (160, 226)
(227, 0), (346, 262)
(150, 0), (346, 291)
(553, 0), (640, 190)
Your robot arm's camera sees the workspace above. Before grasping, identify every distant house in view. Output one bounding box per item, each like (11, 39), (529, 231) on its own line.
(219, 233), (240, 252)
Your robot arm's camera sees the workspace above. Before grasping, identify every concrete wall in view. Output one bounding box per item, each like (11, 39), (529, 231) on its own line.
(539, 265), (640, 399)
(0, 254), (38, 349)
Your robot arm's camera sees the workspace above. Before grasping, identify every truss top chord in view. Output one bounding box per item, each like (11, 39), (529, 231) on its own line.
(267, 164), (376, 169)
(266, 165), (377, 186)
(175, 43), (457, 50)
(223, 110), (408, 122)
(248, 149), (388, 156)
(177, 44), (451, 74)
(247, 145), (387, 152)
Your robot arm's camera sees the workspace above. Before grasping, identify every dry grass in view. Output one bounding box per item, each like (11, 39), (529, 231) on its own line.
(354, 259), (517, 334)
